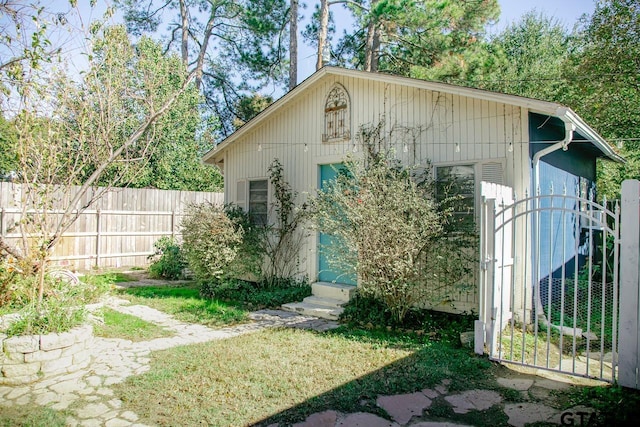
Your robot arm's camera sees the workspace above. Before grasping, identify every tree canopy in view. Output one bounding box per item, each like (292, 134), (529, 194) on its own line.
(115, 0), (291, 137)
(82, 28), (222, 191)
(571, 0), (640, 197)
(331, 0), (500, 75)
(2, 0), (637, 197)
(1, 3), (222, 192)
(421, 1), (637, 197)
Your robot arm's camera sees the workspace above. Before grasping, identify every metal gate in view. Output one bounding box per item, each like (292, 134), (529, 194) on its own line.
(476, 182), (619, 383)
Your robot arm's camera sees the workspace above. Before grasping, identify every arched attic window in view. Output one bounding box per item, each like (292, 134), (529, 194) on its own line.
(323, 83), (351, 142)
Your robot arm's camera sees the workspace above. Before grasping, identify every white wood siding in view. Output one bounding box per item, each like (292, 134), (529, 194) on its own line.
(222, 74), (531, 314)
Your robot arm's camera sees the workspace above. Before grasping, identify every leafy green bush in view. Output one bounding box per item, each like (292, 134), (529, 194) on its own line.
(224, 205), (264, 280)
(178, 160), (307, 289)
(201, 278), (311, 309)
(148, 237), (186, 280)
(180, 202), (244, 283)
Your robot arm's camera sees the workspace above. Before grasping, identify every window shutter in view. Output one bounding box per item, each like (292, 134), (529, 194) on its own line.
(481, 162), (504, 185)
(236, 180), (247, 211)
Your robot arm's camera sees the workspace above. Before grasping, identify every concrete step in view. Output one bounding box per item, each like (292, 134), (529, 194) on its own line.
(311, 282), (356, 302)
(281, 302), (344, 321)
(302, 295), (349, 309)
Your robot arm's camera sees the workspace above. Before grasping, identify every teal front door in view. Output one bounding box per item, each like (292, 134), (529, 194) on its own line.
(318, 164), (356, 285)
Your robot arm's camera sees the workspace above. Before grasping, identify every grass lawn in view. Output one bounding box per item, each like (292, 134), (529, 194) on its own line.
(114, 327), (504, 427)
(93, 307), (174, 341)
(117, 284), (249, 328)
(82, 271), (137, 285)
(0, 405), (68, 427)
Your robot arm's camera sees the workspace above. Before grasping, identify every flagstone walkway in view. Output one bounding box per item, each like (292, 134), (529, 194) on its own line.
(0, 290), (598, 427)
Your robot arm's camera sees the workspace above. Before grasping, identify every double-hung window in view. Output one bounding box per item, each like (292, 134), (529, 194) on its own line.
(248, 180), (268, 226)
(435, 164), (476, 231)
(434, 161), (504, 231)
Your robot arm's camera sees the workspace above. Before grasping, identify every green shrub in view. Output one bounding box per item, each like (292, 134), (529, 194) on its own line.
(180, 202), (244, 283)
(148, 237), (186, 280)
(224, 205), (264, 280)
(308, 130), (478, 323)
(201, 278), (311, 309)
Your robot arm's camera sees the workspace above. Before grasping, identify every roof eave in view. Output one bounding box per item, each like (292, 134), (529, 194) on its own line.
(561, 108), (625, 163)
(202, 67), (332, 165)
(201, 66), (624, 164)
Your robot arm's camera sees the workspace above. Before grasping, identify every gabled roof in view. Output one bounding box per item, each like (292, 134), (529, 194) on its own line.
(202, 66), (623, 165)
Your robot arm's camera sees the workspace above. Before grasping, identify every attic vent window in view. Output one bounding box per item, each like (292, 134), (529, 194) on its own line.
(323, 84), (351, 142)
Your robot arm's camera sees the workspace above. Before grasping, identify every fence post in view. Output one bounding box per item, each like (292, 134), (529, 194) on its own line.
(95, 208), (102, 269)
(0, 207), (4, 240)
(171, 210), (176, 240)
(618, 179), (640, 389)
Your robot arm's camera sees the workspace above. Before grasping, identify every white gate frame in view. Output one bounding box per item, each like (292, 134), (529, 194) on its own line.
(476, 183), (514, 356)
(477, 180), (640, 388)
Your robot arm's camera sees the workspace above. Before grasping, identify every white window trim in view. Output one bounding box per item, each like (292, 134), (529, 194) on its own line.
(433, 159), (506, 223)
(249, 178), (269, 225)
(237, 178), (271, 224)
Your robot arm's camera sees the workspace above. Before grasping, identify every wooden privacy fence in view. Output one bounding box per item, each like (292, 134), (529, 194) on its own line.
(0, 183), (223, 270)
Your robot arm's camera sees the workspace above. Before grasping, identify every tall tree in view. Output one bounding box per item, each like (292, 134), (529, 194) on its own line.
(363, 0), (380, 71)
(115, 0), (289, 137)
(289, 0), (299, 88)
(437, 12), (571, 99)
(566, 0), (640, 197)
(1, 23), (207, 304)
(87, 32), (222, 191)
(317, 0), (330, 69)
(336, 0), (500, 76)
(303, 0), (337, 69)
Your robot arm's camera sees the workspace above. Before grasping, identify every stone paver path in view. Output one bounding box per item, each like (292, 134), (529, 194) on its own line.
(0, 296), (339, 427)
(0, 291), (599, 427)
(289, 374), (597, 427)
